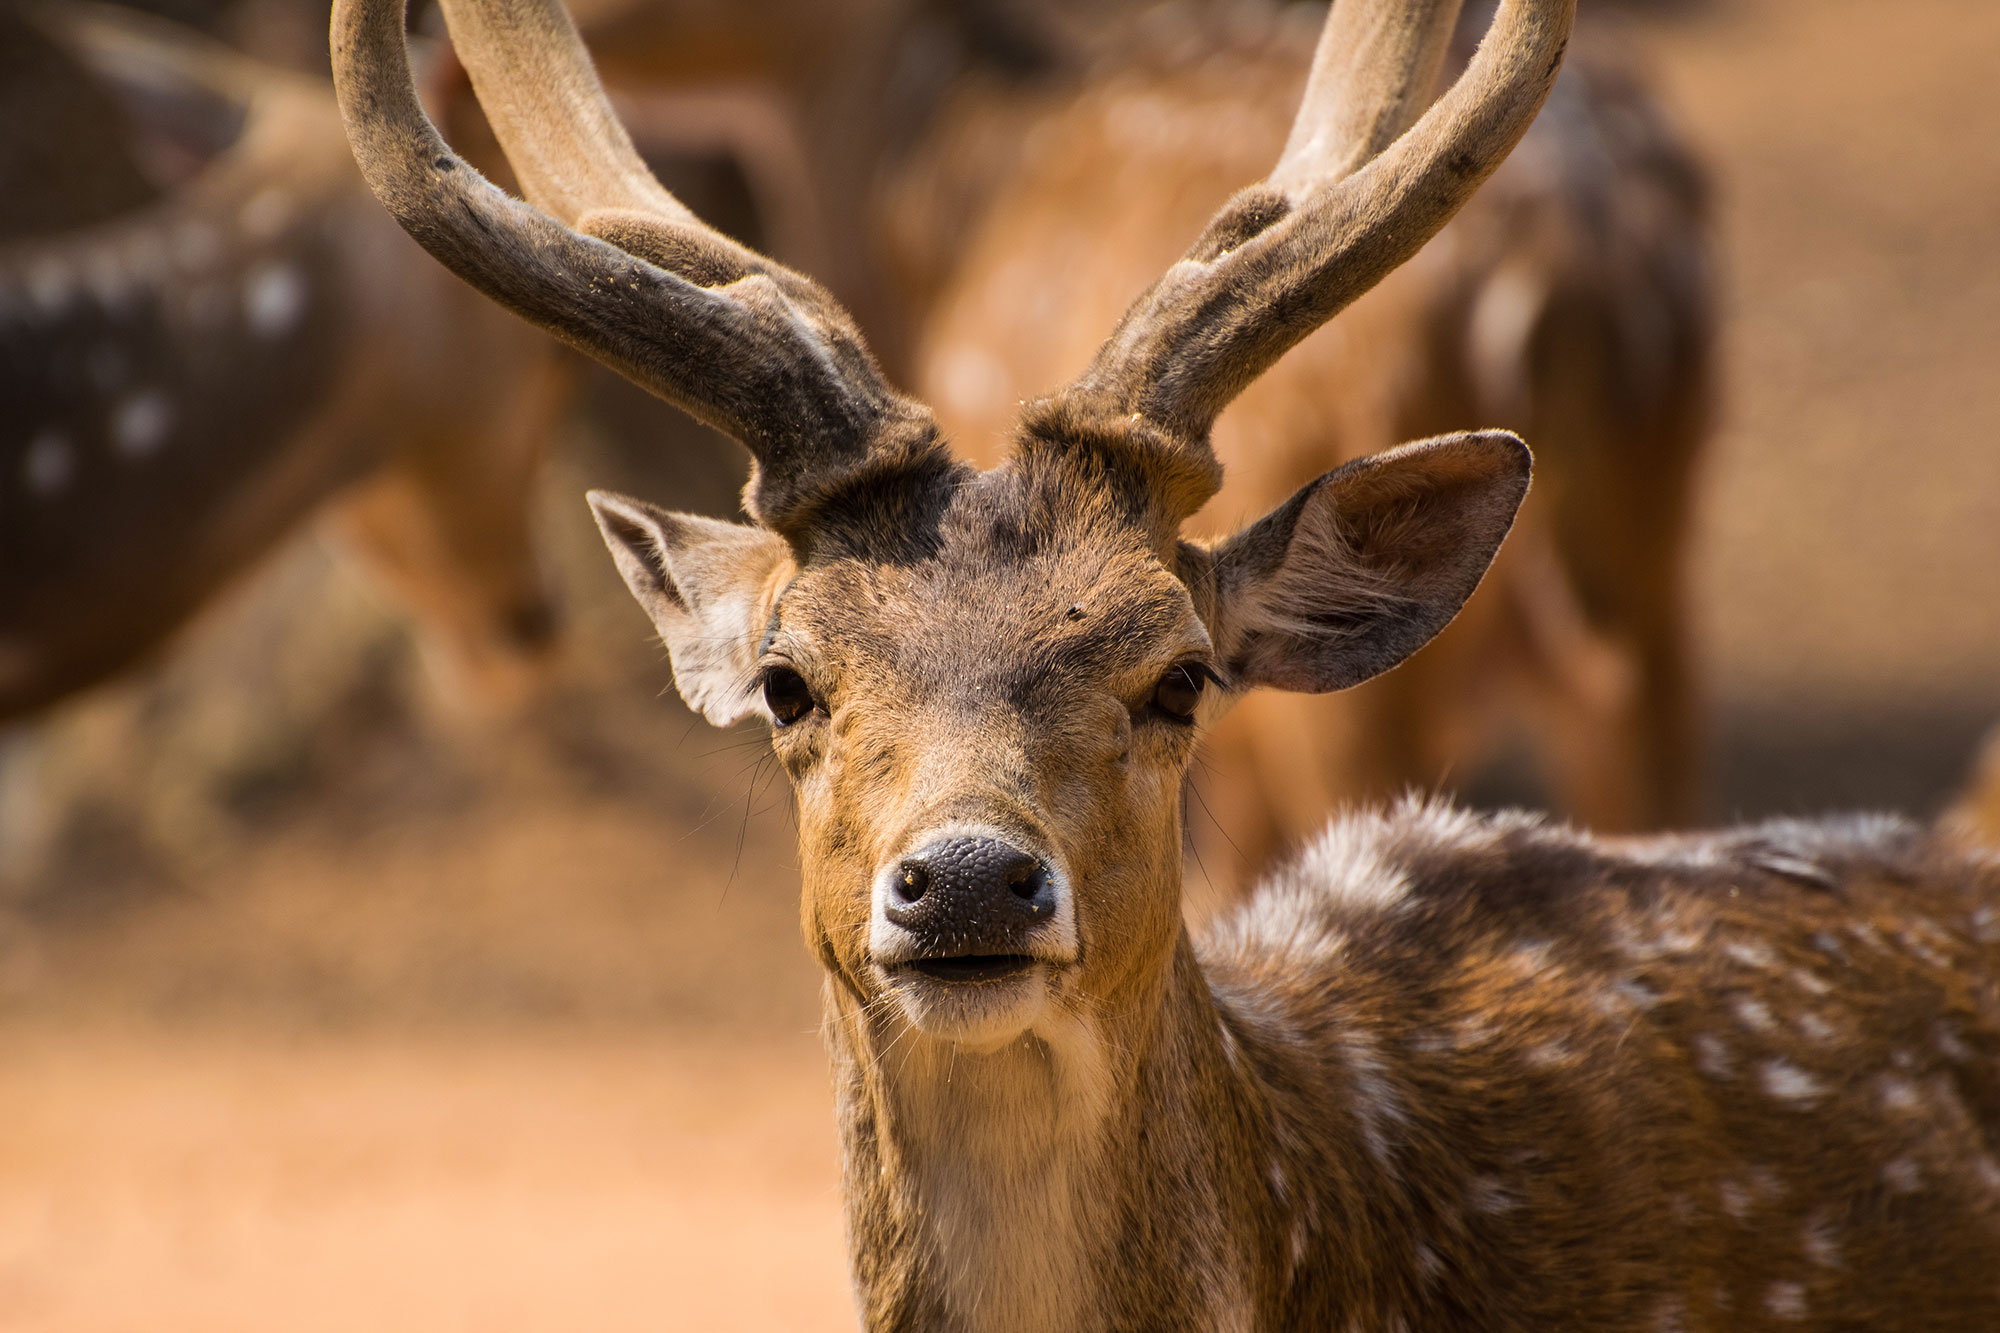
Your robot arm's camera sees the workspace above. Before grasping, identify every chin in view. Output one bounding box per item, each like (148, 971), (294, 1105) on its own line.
(881, 962), (1057, 1049)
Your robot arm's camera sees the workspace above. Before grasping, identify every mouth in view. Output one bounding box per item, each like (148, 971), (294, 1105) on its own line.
(903, 954), (1038, 984)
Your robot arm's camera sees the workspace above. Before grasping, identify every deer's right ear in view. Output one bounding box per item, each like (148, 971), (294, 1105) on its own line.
(1209, 432), (1530, 694)
(588, 491), (792, 727)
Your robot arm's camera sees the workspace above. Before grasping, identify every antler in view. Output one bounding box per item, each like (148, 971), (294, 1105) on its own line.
(329, 0), (945, 537)
(1049, 0), (1574, 521)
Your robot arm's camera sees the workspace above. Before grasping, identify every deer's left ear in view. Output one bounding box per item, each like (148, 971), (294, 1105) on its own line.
(588, 491), (792, 726)
(1209, 431), (1530, 694)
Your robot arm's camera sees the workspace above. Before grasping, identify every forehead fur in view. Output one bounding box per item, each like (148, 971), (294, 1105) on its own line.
(772, 455), (1209, 698)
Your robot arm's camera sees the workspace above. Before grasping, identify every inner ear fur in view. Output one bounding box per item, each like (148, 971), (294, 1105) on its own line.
(1211, 431), (1531, 694)
(587, 490), (791, 726)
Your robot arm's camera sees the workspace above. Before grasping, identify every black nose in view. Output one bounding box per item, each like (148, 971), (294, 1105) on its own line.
(885, 836), (1057, 953)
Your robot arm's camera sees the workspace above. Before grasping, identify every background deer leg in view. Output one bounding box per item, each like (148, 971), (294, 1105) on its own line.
(1530, 373), (1706, 831)
(325, 347), (575, 713)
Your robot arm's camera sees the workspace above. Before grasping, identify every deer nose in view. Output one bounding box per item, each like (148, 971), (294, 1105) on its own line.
(884, 836), (1057, 944)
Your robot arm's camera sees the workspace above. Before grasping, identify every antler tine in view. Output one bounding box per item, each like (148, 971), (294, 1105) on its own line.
(330, 0), (946, 538)
(430, 0), (686, 227)
(1271, 0), (1466, 189)
(1058, 0), (1573, 520)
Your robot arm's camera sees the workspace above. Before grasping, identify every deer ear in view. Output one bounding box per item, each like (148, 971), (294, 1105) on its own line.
(588, 491), (791, 727)
(1211, 431), (1530, 694)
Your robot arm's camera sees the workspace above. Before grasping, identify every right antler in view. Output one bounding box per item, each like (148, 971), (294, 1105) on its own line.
(329, 0), (946, 537)
(1049, 0), (1574, 521)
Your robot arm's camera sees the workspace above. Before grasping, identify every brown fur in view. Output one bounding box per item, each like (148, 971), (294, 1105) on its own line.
(337, 1), (2000, 1327)
(0, 4), (568, 719)
(1947, 726), (2000, 854)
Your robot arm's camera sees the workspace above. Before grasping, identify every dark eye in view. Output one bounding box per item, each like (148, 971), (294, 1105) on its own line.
(1151, 663), (1208, 723)
(761, 665), (816, 726)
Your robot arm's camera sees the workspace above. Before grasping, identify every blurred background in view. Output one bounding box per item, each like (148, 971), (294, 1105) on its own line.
(0, 0), (1995, 1327)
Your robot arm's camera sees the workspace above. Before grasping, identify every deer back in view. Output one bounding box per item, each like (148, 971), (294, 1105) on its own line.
(1198, 803), (2000, 1326)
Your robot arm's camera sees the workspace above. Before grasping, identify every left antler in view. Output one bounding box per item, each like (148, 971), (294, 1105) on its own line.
(329, 0), (946, 537)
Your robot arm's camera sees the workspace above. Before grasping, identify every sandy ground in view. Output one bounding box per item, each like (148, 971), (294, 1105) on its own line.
(3, 1), (1998, 1328)
(0, 1029), (852, 1332)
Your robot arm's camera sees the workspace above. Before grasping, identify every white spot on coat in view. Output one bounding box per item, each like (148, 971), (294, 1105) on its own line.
(1337, 1029), (1406, 1166)
(1733, 996), (1776, 1033)
(1468, 264), (1547, 420)
(1764, 1281), (1808, 1320)
(23, 431), (74, 495)
(112, 392), (173, 458)
(1881, 1156), (1921, 1193)
(1612, 978), (1661, 1012)
(1522, 1039), (1576, 1070)
(1723, 940), (1776, 970)
(1802, 1212), (1841, 1268)
(1413, 1240), (1443, 1280)
(1467, 1176), (1520, 1215)
(1934, 1021), (1972, 1063)
(1758, 1060), (1825, 1105)
(1693, 1033), (1734, 1081)
(1877, 1075), (1921, 1115)
(244, 264), (307, 338)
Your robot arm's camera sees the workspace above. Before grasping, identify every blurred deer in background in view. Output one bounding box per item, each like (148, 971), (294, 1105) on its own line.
(340, 0), (2000, 1327)
(903, 0), (1714, 882)
(553, 0), (1714, 887)
(0, 1), (569, 724)
(1950, 726), (2000, 851)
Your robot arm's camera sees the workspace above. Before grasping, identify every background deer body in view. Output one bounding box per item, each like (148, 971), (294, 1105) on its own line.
(905, 6), (1712, 870)
(333, 0), (2000, 1327)
(0, 4), (567, 722)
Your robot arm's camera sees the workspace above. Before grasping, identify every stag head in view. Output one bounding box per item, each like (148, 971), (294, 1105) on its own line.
(332, 0), (1570, 1048)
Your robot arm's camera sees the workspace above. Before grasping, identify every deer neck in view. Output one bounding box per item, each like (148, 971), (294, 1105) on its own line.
(826, 932), (1285, 1333)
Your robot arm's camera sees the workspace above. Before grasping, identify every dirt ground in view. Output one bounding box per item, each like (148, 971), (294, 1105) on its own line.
(3, 1), (1998, 1328)
(0, 1030), (852, 1333)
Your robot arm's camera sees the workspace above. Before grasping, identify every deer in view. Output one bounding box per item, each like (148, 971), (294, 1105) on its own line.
(900, 0), (1713, 878)
(334, 0), (2000, 1326)
(0, 0), (569, 724)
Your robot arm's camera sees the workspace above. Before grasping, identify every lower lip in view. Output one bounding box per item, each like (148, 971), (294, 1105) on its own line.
(905, 955), (1038, 983)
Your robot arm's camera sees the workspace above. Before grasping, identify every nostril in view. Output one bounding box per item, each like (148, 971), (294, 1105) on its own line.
(895, 861), (930, 904)
(884, 836), (1057, 937)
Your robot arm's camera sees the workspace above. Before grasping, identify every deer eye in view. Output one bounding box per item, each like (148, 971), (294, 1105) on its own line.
(1150, 663), (1209, 723)
(760, 665), (817, 726)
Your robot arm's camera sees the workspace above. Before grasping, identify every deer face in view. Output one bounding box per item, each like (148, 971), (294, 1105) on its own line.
(591, 463), (1204, 1045)
(591, 430), (1527, 1047)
